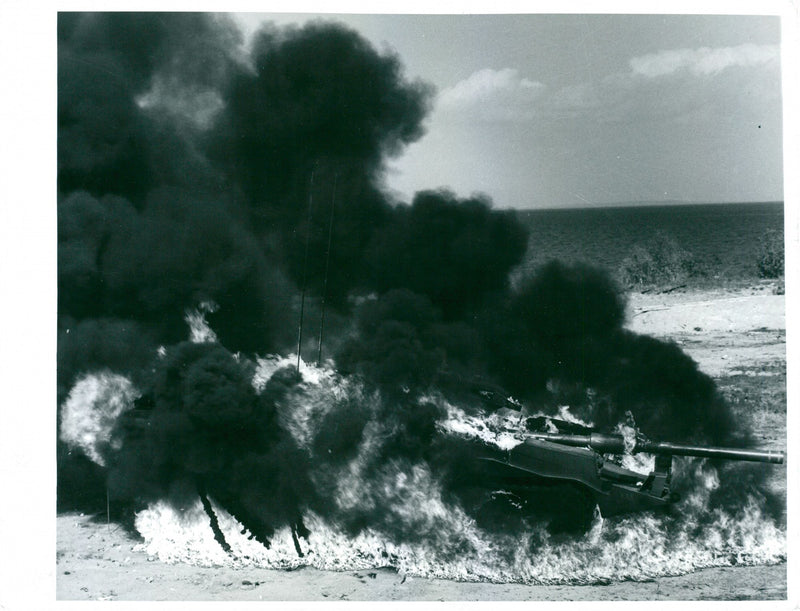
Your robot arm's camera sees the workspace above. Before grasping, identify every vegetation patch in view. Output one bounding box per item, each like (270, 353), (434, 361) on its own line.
(617, 231), (710, 289)
(756, 229), (784, 279)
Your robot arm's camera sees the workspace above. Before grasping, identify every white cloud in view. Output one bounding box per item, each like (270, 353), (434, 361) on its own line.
(437, 68), (545, 122)
(533, 42), (781, 123)
(629, 43), (779, 78)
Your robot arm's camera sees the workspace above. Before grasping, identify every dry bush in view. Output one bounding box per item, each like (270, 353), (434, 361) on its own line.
(618, 231), (705, 289)
(757, 229), (784, 279)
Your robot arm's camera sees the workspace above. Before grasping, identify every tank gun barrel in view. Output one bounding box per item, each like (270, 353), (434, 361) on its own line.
(529, 432), (784, 464)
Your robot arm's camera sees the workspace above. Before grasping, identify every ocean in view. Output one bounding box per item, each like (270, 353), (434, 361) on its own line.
(515, 202), (784, 282)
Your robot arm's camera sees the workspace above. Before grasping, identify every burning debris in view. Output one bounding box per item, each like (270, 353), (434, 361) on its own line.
(57, 13), (785, 585)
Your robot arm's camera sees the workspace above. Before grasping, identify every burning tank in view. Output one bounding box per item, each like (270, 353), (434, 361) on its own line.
(453, 401), (785, 535)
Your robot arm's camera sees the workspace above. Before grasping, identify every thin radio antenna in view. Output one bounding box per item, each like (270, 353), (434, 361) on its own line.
(296, 167), (316, 374)
(317, 173), (338, 366)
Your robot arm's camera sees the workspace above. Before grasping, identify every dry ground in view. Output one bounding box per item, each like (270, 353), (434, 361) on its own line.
(55, 281), (789, 602)
(55, 513), (786, 601)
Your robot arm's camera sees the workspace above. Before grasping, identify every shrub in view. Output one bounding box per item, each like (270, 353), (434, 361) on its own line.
(756, 229), (784, 278)
(618, 231), (703, 288)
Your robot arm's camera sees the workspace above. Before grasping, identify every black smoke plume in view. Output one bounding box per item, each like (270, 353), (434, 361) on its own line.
(208, 21), (434, 304)
(57, 13), (437, 522)
(488, 261), (741, 446)
(57, 188), (294, 384)
(336, 289), (488, 396)
(366, 190), (529, 318)
(210, 21), (430, 211)
(57, 13), (295, 385)
(335, 189), (529, 399)
(57, 14), (434, 382)
(107, 343), (313, 546)
(58, 12), (240, 201)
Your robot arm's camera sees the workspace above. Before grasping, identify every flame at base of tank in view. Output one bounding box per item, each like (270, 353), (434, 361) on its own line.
(134, 484), (784, 585)
(130, 365), (785, 585)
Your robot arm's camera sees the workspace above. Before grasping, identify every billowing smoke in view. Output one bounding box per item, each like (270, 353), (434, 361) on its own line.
(339, 259), (741, 446)
(208, 20), (434, 305)
(57, 189), (293, 373)
(105, 343), (314, 548)
(336, 289), (485, 395)
(56, 12), (438, 525)
(58, 12), (782, 574)
(366, 190), (529, 318)
(485, 261), (741, 446)
(58, 12), (240, 201)
(58, 15), (434, 388)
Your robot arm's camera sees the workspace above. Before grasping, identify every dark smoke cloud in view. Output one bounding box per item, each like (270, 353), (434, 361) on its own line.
(366, 190), (529, 319)
(57, 13), (441, 522)
(337, 289), (446, 392)
(57, 13), (437, 369)
(58, 189), (294, 357)
(333, 189), (529, 401)
(57, 13), (239, 91)
(99, 188), (293, 352)
(58, 13), (295, 368)
(336, 289), (489, 398)
(482, 260), (630, 400)
(109, 343), (313, 544)
(58, 191), (135, 321)
(598, 331), (740, 446)
(57, 318), (156, 402)
(207, 21), (433, 305)
(489, 261), (741, 446)
(58, 12), (240, 201)
(210, 21), (431, 213)
(281, 165), (392, 308)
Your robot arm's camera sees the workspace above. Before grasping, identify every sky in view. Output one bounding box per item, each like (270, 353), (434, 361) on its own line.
(234, 12), (784, 209)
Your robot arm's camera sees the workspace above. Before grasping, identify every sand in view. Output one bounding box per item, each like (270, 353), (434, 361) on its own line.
(52, 281), (789, 603)
(55, 512), (787, 601)
(627, 282), (786, 378)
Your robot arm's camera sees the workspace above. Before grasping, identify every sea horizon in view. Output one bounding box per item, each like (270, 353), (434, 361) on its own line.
(516, 200), (783, 282)
(507, 199), (783, 212)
